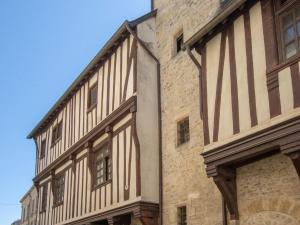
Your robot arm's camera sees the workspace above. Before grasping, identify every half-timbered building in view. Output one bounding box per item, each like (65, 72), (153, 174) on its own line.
(21, 0), (300, 225)
(152, 0), (300, 224)
(27, 11), (160, 225)
(183, 0), (300, 224)
(20, 186), (38, 225)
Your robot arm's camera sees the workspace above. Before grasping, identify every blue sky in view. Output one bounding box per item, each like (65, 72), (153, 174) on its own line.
(0, 0), (150, 224)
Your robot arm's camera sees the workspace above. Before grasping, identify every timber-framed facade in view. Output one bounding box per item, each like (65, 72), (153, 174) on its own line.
(25, 10), (161, 225)
(184, 0), (300, 223)
(20, 0), (300, 225)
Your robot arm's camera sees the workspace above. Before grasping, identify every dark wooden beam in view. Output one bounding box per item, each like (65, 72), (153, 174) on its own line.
(213, 167), (238, 220)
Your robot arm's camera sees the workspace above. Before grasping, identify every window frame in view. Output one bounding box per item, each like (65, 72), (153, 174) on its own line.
(177, 206), (187, 225)
(40, 139), (46, 159)
(176, 33), (184, 54)
(177, 117), (190, 147)
(92, 142), (112, 190)
(40, 183), (48, 213)
(51, 121), (62, 146)
(87, 83), (98, 111)
(53, 174), (65, 207)
(274, 0), (300, 61)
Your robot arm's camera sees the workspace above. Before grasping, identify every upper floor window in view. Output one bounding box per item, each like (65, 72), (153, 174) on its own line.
(177, 117), (190, 146)
(53, 174), (65, 206)
(276, 0), (300, 60)
(40, 139), (46, 159)
(51, 121), (62, 146)
(177, 206), (187, 225)
(40, 184), (48, 212)
(93, 144), (111, 188)
(88, 84), (98, 110)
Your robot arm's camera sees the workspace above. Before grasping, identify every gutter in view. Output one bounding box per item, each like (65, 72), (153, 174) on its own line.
(125, 23), (163, 225)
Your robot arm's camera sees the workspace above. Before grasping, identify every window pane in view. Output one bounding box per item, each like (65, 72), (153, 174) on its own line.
(296, 6), (300, 19)
(284, 26), (295, 44)
(282, 13), (293, 28)
(297, 21), (300, 35)
(285, 42), (297, 58)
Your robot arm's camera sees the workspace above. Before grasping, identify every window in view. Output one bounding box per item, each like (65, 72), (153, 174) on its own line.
(93, 144), (111, 187)
(176, 33), (184, 53)
(276, 1), (300, 60)
(177, 206), (187, 225)
(51, 122), (62, 146)
(53, 175), (65, 206)
(27, 203), (30, 220)
(40, 139), (46, 159)
(41, 184), (48, 212)
(177, 117), (190, 146)
(31, 199), (35, 215)
(88, 84), (98, 109)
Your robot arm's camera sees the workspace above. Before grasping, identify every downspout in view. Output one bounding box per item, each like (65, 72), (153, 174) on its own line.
(125, 23), (163, 225)
(186, 46), (227, 225)
(186, 46), (203, 119)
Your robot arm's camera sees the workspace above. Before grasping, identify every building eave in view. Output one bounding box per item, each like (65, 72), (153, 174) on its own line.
(27, 10), (157, 139)
(184, 0), (246, 49)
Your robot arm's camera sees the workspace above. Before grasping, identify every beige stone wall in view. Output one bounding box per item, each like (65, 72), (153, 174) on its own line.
(236, 154), (300, 225)
(154, 0), (223, 225)
(154, 0), (300, 225)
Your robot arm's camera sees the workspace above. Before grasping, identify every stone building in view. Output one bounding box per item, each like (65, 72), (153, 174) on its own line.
(152, 0), (300, 224)
(20, 0), (300, 225)
(20, 186), (38, 225)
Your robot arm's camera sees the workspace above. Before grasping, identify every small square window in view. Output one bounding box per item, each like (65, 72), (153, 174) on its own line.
(176, 34), (184, 53)
(177, 117), (190, 146)
(88, 84), (98, 109)
(177, 206), (187, 225)
(40, 139), (46, 159)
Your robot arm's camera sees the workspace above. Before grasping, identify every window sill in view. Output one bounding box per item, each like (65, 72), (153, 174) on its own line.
(176, 140), (190, 149)
(87, 104), (97, 113)
(92, 180), (112, 191)
(267, 53), (300, 76)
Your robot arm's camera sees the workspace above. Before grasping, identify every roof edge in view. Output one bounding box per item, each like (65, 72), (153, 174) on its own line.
(184, 0), (246, 48)
(27, 10), (157, 139)
(20, 185), (35, 203)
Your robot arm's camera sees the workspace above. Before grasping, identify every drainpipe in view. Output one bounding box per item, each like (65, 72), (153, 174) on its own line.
(186, 47), (203, 120)
(186, 46), (227, 225)
(125, 23), (163, 225)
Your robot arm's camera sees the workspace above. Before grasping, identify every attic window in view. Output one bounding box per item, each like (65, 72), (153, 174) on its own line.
(88, 84), (98, 110)
(176, 34), (184, 53)
(51, 122), (62, 146)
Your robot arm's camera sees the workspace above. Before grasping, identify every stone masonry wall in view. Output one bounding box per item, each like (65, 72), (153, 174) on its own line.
(237, 154), (300, 225)
(154, 1), (223, 225)
(153, 0), (300, 225)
